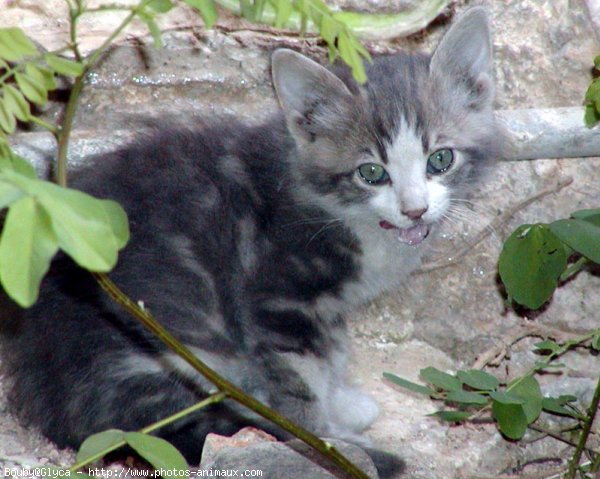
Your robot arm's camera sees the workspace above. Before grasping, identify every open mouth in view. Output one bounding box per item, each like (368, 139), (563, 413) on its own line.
(379, 220), (430, 246)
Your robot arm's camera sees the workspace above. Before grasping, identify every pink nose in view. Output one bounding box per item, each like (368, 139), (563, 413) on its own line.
(402, 207), (428, 220)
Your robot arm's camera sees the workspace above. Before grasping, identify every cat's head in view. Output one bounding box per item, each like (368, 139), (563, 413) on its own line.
(271, 7), (501, 246)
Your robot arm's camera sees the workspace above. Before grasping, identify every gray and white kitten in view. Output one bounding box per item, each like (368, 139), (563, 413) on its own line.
(1, 7), (499, 475)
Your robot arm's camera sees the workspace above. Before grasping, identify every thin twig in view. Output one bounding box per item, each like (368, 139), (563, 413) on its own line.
(471, 322), (596, 369)
(56, 2), (149, 187)
(417, 176), (574, 274)
(528, 423), (600, 455)
(68, 392), (227, 472)
(469, 465), (567, 479)
(92, 272), (371, 479)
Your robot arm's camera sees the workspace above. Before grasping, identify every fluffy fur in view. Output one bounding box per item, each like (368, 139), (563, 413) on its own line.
(1, 7), (501, 474)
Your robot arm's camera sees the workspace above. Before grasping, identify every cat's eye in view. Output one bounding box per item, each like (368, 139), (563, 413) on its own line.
(427, 149), (454, 174)
(357, 163), (390, 185)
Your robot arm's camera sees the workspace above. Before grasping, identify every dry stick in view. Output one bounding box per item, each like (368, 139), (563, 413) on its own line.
(92, 273), (371, 479)
(417, 176), (574, 275)
(470, 466), (568, 479)
(528, 423), (600, 455)
(471, 322), (596, 370)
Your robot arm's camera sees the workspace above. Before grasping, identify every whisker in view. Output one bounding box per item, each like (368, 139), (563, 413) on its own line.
(307, 219), (344, 245)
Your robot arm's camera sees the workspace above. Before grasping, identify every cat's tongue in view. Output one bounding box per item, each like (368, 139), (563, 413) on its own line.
(379, 220), (429, 245)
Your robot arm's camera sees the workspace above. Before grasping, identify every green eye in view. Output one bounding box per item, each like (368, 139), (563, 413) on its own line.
(357, 163), (390, 185)
(427, 149), (454, 174)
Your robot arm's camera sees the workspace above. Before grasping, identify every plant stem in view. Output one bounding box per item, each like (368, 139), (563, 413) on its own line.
(68, 391), (227, 472)
(55, 73), (84, 187)
(560, 256), (590, 282)
(68, 0), (83, 62)
(29, 116), (60, 134)
(92, 272), (371, 479)
(566, 375), (600, 479)
(56, 0), (152, 187)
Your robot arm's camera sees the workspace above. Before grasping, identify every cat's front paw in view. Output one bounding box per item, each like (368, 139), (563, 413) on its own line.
(329, 386), (380, 434)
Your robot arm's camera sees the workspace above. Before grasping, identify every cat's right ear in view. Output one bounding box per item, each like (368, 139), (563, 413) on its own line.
(271, 49), (354, 142)
(430, 7), (494, 110)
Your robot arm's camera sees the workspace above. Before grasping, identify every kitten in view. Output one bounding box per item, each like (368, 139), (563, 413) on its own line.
(1, 7), (499, 476)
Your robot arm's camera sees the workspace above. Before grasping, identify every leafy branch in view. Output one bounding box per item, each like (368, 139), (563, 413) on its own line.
(384, 332), (600, 476)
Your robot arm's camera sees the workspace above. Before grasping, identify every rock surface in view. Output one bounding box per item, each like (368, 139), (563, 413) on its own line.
(1, 1), (599, 478)
(200, 429), (380, 478)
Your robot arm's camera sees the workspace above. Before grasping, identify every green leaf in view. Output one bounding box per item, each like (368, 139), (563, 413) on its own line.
(0, 180), (24, 210)
(0, 141), (36, 177)
(0, 196), (59, 307)
(238, 0), (253, 19)
(124, 432), (188, 475)
(429, 410), (472, 422)
(2, 172), (129, 271)
(45, 53), (85, 77)
(0, 98), (16, 134)
(456, 370), (499, 391)
(336, 31), (353, 71)
(420, 367), (462, 392)
(252, 0), (267, 22)
(138, 11), (164, 49)
(3, 84), (31, 121)
(335, 30), (367, 83)
(595, 55), (600, 69)
(148, 0), (174, 13)
(77, 429), (125, 463)
(25, 63), (57, 91)
(549, 218), (600, 264)
(534, 339), (561, 353)
(99, 199), (130, 249)
(184, 0), (218, 28)
(319, 16), (339, 46)
(445, 390), (488, 405)
(14, 71), (47, 106)
(492, 401), (528, 439)
(592, 333), (600, 351)
(557, 394), (578, 403)
(274, 0), (293, 28)
(542, 397), (579, 418)
(489, 391), (525, 405)
(383, 372), (437, 396)
(0, 28), (37, 62)
(585, 103), (600, 128)
(34, 182), (124, 271)
(498, 224), (567, 309)
(585, 79), (600, 102)
(571, 208), (600, 220)
(508, 375), (542, 424)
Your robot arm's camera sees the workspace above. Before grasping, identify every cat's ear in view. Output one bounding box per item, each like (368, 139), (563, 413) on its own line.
(430, 7), (494, 110)
(271, 49), (355, 142)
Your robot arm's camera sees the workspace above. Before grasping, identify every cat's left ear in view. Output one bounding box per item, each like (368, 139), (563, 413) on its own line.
(430, 7), (494, 110)
(271, 49), (355, 142)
